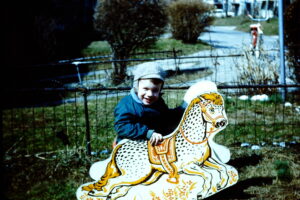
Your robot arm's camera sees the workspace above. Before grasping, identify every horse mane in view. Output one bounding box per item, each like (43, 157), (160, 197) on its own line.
(200, 93), (223, 105)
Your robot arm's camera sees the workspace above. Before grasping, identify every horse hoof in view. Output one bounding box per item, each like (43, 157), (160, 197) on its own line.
(167, 177), (179, 184)
(82, 184), (94, 192)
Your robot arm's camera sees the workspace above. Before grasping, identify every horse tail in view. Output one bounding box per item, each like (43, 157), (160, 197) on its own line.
(82, 144), (123, 192)
(89, 158), (110, 181)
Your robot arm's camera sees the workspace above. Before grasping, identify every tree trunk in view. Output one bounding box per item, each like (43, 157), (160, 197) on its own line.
(111, 50), (130, 85)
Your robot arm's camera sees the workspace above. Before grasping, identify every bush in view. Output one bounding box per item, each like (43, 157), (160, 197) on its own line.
(274, 160), (293, 182)
(167, 0), (214, 44)
(93, 0), (168, 85)
(285, 0), (300, 83)
(235, 49), (279, 95)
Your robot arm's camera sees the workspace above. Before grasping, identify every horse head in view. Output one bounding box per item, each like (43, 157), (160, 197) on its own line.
(198, 92), (228, 135)
(179, 91), (227, 145)
(179, 81), (227, 143)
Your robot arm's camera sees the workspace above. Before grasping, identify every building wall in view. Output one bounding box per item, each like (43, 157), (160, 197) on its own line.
(203, 0), (279, 17)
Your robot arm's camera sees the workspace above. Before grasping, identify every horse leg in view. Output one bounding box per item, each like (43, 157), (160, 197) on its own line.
(204, 158), (229, 189)
(96, 167), (154, 198)
(110, 186), (131, 200)
(182, 163), (213, 198)
(142, 170), (164, 185)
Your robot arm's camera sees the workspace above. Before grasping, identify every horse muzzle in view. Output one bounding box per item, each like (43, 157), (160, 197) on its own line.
(215, 119), (227, 128)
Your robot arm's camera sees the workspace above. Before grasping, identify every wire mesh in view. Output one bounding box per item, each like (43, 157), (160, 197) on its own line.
(3, 85), (300, 157)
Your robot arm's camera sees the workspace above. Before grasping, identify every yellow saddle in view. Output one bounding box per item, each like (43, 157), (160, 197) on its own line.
(148, 136), (179, 183)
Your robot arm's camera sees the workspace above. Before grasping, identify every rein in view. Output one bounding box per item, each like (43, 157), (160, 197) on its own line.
(180, 100), (223, 144)
(199, 101), (224, 128)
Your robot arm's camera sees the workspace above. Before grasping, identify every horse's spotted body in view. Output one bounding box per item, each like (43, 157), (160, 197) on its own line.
(115, 141), (150, 178)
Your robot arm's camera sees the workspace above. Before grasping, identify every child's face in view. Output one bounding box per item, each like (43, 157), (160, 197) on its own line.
(137, 79), (162, 105)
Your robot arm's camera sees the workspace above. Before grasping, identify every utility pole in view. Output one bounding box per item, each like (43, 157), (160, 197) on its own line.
(253, 0), (257, 17)
(278, 0), (286, 101)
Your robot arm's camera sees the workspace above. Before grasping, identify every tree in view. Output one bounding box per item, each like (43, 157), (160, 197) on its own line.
(167, 0), (214, 44)
(5, 0), (97, 89)
(94, 0), (168, 85)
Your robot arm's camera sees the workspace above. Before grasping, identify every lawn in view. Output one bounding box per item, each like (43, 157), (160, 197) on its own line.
(81, 38), (211, 59)
(3, 87), (300, 199)
(213, 16), (279, 36)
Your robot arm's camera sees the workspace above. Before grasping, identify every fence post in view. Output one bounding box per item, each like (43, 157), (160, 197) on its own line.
(173, 48), (179, 72)
(81, 87), (91, 155)
(278, 0), (286, 101)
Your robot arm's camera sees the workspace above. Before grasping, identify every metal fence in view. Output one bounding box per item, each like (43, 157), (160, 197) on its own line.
(3, 50), (300, 158)
(3, 84), (300, 158)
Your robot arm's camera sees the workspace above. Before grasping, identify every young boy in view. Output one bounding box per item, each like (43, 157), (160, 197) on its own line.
(114, 64), (184, 146)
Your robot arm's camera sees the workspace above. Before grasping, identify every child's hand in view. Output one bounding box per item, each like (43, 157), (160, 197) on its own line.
(150, 132), (163, 146)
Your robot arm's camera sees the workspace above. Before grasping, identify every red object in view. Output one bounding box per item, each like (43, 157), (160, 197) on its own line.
(252, 30), (258, 47)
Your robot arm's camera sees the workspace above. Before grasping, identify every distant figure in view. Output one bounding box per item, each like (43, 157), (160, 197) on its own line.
(249, 23), (264, 58)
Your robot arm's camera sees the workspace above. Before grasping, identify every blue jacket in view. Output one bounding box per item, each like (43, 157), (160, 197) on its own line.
(114, 89), (184, 143)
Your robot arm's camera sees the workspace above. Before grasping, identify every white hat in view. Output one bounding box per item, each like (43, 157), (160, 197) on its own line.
(133, 63), (166, 81)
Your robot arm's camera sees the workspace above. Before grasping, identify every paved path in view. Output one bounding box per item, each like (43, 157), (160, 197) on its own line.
(130, 26), (279, 86)
(196, 26), (279, 85)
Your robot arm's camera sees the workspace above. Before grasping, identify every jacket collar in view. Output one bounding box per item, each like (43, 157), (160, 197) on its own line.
(130, 88), (143, 104)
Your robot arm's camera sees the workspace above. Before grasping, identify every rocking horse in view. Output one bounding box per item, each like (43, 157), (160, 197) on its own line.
(77, 81), (238, 200)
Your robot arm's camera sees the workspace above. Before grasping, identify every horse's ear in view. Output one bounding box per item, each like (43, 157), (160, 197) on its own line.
(198, 96), (205, 102)
(198, 95), (209, 105)
(200, 93), (223, 106)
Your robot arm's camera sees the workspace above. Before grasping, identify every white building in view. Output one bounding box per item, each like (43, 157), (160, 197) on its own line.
(203, 0), (280, 18)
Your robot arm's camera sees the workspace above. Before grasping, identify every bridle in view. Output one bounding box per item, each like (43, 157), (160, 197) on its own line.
(180, 100), (225, 144)
(198, 100), (225, 131)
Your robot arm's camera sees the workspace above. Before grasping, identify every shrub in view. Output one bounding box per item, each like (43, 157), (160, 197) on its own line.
(235, 49), (279, 95)
(93, 0), (168, 85)
(274, 160), (293, 182)
(285, 0), (300, 83)
(167, 0), (214, 44)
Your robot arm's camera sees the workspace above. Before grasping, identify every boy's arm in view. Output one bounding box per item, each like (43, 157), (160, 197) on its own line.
(115, 110), (163, 145)
(114, 106), (154, 140)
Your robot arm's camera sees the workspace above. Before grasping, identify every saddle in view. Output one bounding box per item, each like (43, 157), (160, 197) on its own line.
(148, 136), (179, 183)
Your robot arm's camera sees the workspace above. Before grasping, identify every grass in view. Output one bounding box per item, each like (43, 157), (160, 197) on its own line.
(150, 38), (211, 55)
(4, 139), (300, 200)
(3, 88), (300, 199)
(82, 38), (211, 58)
(205, 145), (300, 199)
(165, 67), (213, 86)
(213, 16), (279, 35)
